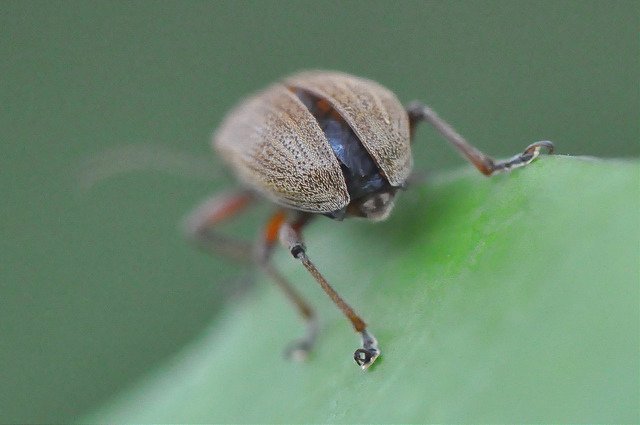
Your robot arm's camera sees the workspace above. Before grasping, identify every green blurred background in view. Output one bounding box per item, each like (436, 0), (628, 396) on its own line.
(1, 1), (637, 422)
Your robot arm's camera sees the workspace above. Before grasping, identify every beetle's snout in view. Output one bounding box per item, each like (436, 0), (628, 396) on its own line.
(357, 190), (396, 222)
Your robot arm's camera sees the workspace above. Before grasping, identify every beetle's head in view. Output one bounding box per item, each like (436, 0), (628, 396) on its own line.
(346, 187), (399, 222)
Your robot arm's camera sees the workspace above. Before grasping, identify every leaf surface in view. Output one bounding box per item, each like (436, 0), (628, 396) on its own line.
(86, 156), (640, 423)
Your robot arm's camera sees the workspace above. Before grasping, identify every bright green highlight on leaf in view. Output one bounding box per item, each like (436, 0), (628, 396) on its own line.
(87, 156), (639, 423)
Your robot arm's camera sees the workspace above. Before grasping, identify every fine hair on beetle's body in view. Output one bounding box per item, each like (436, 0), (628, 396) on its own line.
(184, 70), (554, 369)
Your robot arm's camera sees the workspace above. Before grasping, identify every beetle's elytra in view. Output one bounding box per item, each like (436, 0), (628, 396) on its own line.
(184, 70), (554, 369)
(214, 71), (412, 221)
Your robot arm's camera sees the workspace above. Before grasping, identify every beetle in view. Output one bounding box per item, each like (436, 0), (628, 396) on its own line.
(183, 70), (554, 369)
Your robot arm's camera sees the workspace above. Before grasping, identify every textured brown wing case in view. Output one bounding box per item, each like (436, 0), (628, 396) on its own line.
(214, 83), (350, 213)
(285, 71), (412, 186)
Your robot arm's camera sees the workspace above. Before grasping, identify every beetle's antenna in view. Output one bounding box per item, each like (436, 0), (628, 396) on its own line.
(76, 144), (222, 192)
(279, 220), (380, 369)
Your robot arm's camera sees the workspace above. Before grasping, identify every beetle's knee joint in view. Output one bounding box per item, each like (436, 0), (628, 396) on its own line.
(290, 244), (306, 259)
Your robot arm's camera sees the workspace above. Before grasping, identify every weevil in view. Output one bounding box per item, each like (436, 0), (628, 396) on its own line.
(183, 71), (554, 369)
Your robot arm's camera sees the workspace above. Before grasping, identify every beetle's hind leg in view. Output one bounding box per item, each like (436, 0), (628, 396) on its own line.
(278, 215), (380, 370)
(183, 193), (319, 361)
(406, 102), (554, 176)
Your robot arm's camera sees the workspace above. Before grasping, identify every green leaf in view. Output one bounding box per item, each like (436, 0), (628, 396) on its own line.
(86, 156), (639, 423)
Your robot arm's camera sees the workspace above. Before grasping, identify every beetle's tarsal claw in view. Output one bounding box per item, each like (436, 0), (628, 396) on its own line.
(514, 140), (555, 167)
(283, 316), (318, 362)
(523, 140), (555, 157)
(354, 347), (379, 369)
(354, 329), (380, 369)
(284, 339), (313, 362)
(492, 140), (555, 174)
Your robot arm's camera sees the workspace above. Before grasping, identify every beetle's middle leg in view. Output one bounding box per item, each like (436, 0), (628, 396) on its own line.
(256, 210), (319, 361)
(183, 192), (319, 361)
(406, 101), (554, 176)
(278, 213), (380, 370)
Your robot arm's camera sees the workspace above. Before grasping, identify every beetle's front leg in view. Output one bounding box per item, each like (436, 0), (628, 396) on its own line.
(278, 216), (380, 369)
(406, 102), (554, 176)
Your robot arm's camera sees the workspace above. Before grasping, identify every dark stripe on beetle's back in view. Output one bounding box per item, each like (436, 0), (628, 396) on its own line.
(290, 88), (388, 202)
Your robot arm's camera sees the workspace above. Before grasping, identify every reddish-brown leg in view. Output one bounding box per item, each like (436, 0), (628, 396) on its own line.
(183, 192), (319, 360)
(406, 102), (554, 176)
(256, 211), (318, 361)
(278, 213), (380, 370)
(182, 190), (255, 262)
